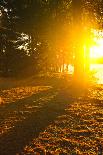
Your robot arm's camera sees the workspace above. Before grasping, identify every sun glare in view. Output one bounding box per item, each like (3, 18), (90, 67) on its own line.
(90, 31), (103, 59)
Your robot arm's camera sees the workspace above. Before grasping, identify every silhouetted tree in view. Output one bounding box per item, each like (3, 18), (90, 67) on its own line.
(0, 0), (102, 77)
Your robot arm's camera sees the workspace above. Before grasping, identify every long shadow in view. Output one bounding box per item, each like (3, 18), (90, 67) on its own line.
(0, 87), (69, 155)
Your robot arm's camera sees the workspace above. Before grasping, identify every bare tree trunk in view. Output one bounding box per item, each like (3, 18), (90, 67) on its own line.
(72, 0), (85, 82)
(84, 29), (91, 74)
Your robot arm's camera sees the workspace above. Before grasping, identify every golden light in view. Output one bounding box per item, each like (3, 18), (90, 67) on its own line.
(90, 30), (103, 59)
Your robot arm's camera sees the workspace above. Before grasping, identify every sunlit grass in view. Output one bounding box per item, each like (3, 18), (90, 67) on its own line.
(90, 64), (103, 84)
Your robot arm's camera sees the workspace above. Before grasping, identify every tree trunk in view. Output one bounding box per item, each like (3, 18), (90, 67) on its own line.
(72, 0), (85, 82)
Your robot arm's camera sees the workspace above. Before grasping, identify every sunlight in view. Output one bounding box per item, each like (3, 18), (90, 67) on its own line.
(90, 64), (103, 84)
(89, 30), (103, 84)
(90, 31), (103, 58)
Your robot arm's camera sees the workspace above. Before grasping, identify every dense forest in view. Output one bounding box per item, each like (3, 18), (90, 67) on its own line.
(0, 0), (103, 77)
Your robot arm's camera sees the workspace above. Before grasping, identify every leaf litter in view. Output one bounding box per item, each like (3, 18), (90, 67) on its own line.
(20, 85), (103, 155)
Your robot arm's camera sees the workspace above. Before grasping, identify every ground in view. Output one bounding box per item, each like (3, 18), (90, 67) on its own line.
(0, 75), (103, 155)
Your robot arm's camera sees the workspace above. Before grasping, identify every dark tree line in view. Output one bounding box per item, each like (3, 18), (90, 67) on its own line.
(0, 0), (102, 77)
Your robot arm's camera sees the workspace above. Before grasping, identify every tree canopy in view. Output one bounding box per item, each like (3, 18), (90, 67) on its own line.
(0, 0), (103, 76)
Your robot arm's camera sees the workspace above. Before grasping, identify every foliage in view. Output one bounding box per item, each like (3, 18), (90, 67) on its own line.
(0, 0), (102, 76)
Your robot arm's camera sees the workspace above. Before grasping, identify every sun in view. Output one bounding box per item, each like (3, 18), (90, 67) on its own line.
(90, 31), (103, 59)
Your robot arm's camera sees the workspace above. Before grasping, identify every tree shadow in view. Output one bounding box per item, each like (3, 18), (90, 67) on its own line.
(0, 77), (91, 155)
(0, 87), (69, 155)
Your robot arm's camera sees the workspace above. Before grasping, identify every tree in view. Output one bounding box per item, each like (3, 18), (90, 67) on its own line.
(72, 0), (85, 82)
(72, 0), (103, 83)
(0, 0), (102, 77)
